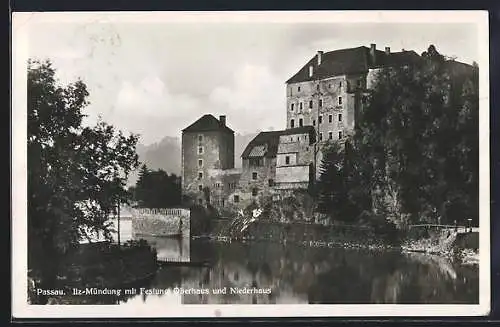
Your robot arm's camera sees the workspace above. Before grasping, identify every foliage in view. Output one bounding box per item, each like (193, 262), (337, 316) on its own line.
(316, 140), (371, 222)
(133, 164), (181, 208)
(316, 45), (479, 227)
(27, 59), (139, 301)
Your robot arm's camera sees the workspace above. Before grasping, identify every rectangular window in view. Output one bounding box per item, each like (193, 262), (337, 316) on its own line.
(252, 188), (258, 196)
(319, 133), (323, 141)
(285, 156), (290, 165)
(198, 146), (204, 154)
(298, 86), (301, 92)
(328, 114), (332, 123)
(290, 119), (295, 128)
(339, 81), (342, 88)
(291, 103), (294, 111)
(313, 120), (316, 126)
(198, 198), (203, 204)
(319, 115), (323, 124)
(268, 179), (274, 187)
(309, 100), (313, 109)
(198, 134), (203, 142)
(252, 172), (258, 180)
(339, 131), (343, 139)
(299, 102), (303, 110)
(319, 99), (323, 108)
(198, 159), (203, 168)
(249, 158), (263, 167)
(338, 97), (343, 105)
(234, 195), (240, 203)
(338, 113), (343, 122)
(198, 185), (203, 191)
(215, 182), (221, 188)
(329, 132), (333, 140)
(299, 118), (303, 127)
(198, 172), (203, 179)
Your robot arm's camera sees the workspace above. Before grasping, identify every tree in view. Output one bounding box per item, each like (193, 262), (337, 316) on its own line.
(316, 142), (353, 222)
(353, 45), (479, 225)
(27, 59), (139, 302)
(134, 164), (182, 208)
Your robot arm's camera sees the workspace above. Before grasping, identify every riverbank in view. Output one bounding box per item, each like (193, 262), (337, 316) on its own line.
(197, 217), (479, 264)
(400, 227), (479, 265)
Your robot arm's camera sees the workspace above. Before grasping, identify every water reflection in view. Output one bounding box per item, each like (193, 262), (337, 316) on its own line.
(102, 220), (478, 305)
(116, 240), (478, 305)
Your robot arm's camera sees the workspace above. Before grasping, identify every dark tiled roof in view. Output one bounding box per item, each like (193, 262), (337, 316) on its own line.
(377, 50), (422, 68)
(286, 46), (423, 84)
(182, 114), (234, 133)
(241, 126), (316, 159)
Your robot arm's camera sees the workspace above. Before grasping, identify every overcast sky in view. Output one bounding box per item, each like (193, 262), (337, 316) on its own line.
(23, 14), (480, 145)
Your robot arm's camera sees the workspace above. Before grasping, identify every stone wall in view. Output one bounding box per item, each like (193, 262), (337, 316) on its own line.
(286, 77), (349, 140)
(182, 130), (234, 201)
(131, 208), (191, 237)
(275, 165), (310, 185)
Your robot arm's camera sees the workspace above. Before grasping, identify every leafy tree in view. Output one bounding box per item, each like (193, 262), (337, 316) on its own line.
(353, 45), (479, 225)
(27, 59), (139, 302)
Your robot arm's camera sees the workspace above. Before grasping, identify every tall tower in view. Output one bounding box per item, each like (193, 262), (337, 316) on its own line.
(181, 114), (234, 204)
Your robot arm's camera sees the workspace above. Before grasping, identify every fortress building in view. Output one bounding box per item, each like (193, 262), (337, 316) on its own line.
(181, 114), (239, 206)
(285, 44), (421, 173)
(181, 44), (474, 212)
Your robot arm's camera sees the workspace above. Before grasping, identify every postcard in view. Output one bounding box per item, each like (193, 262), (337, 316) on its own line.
(12, 10), (490, 318)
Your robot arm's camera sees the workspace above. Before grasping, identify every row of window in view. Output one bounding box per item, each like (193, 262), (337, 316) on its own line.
(249, 157), (264, 167)
(318, 131), (344, 141)
(290, 97), (342, 112)
(290, 82), (344, 95)
(290, 79), (364, 96)
(290, 113), (342, 128)
(196, 179), (238, 189)
(196, 186), (266, 204)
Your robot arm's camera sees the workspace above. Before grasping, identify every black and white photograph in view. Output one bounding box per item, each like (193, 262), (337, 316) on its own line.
(12, 11), (490, 318)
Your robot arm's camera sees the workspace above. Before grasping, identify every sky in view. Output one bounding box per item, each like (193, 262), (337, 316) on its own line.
(21, 13), (481, 146)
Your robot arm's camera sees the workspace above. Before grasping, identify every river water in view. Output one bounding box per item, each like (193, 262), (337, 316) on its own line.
(109, 220), (479, 305)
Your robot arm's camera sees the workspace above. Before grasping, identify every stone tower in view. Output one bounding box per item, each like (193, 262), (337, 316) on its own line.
(181, 114), (235, 204)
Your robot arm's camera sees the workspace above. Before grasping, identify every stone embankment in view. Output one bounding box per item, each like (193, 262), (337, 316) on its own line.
(401, 227), (479, 264)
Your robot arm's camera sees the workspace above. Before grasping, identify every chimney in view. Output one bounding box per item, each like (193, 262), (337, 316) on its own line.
(309, 65), (314, 78)
(317, 51), (323, 65)
(370, 43), (376, 64)
(385, 46), (390, 55)
(219, 115), (226, 126)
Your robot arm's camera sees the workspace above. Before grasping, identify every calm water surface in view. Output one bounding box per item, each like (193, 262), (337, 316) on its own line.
(110, 220), (478, 305)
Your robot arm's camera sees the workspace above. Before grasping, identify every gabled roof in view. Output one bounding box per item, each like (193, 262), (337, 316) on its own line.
(241, 126), (316, 159)
(286, 46), (423, 84)
(182, 114), (234, 133)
